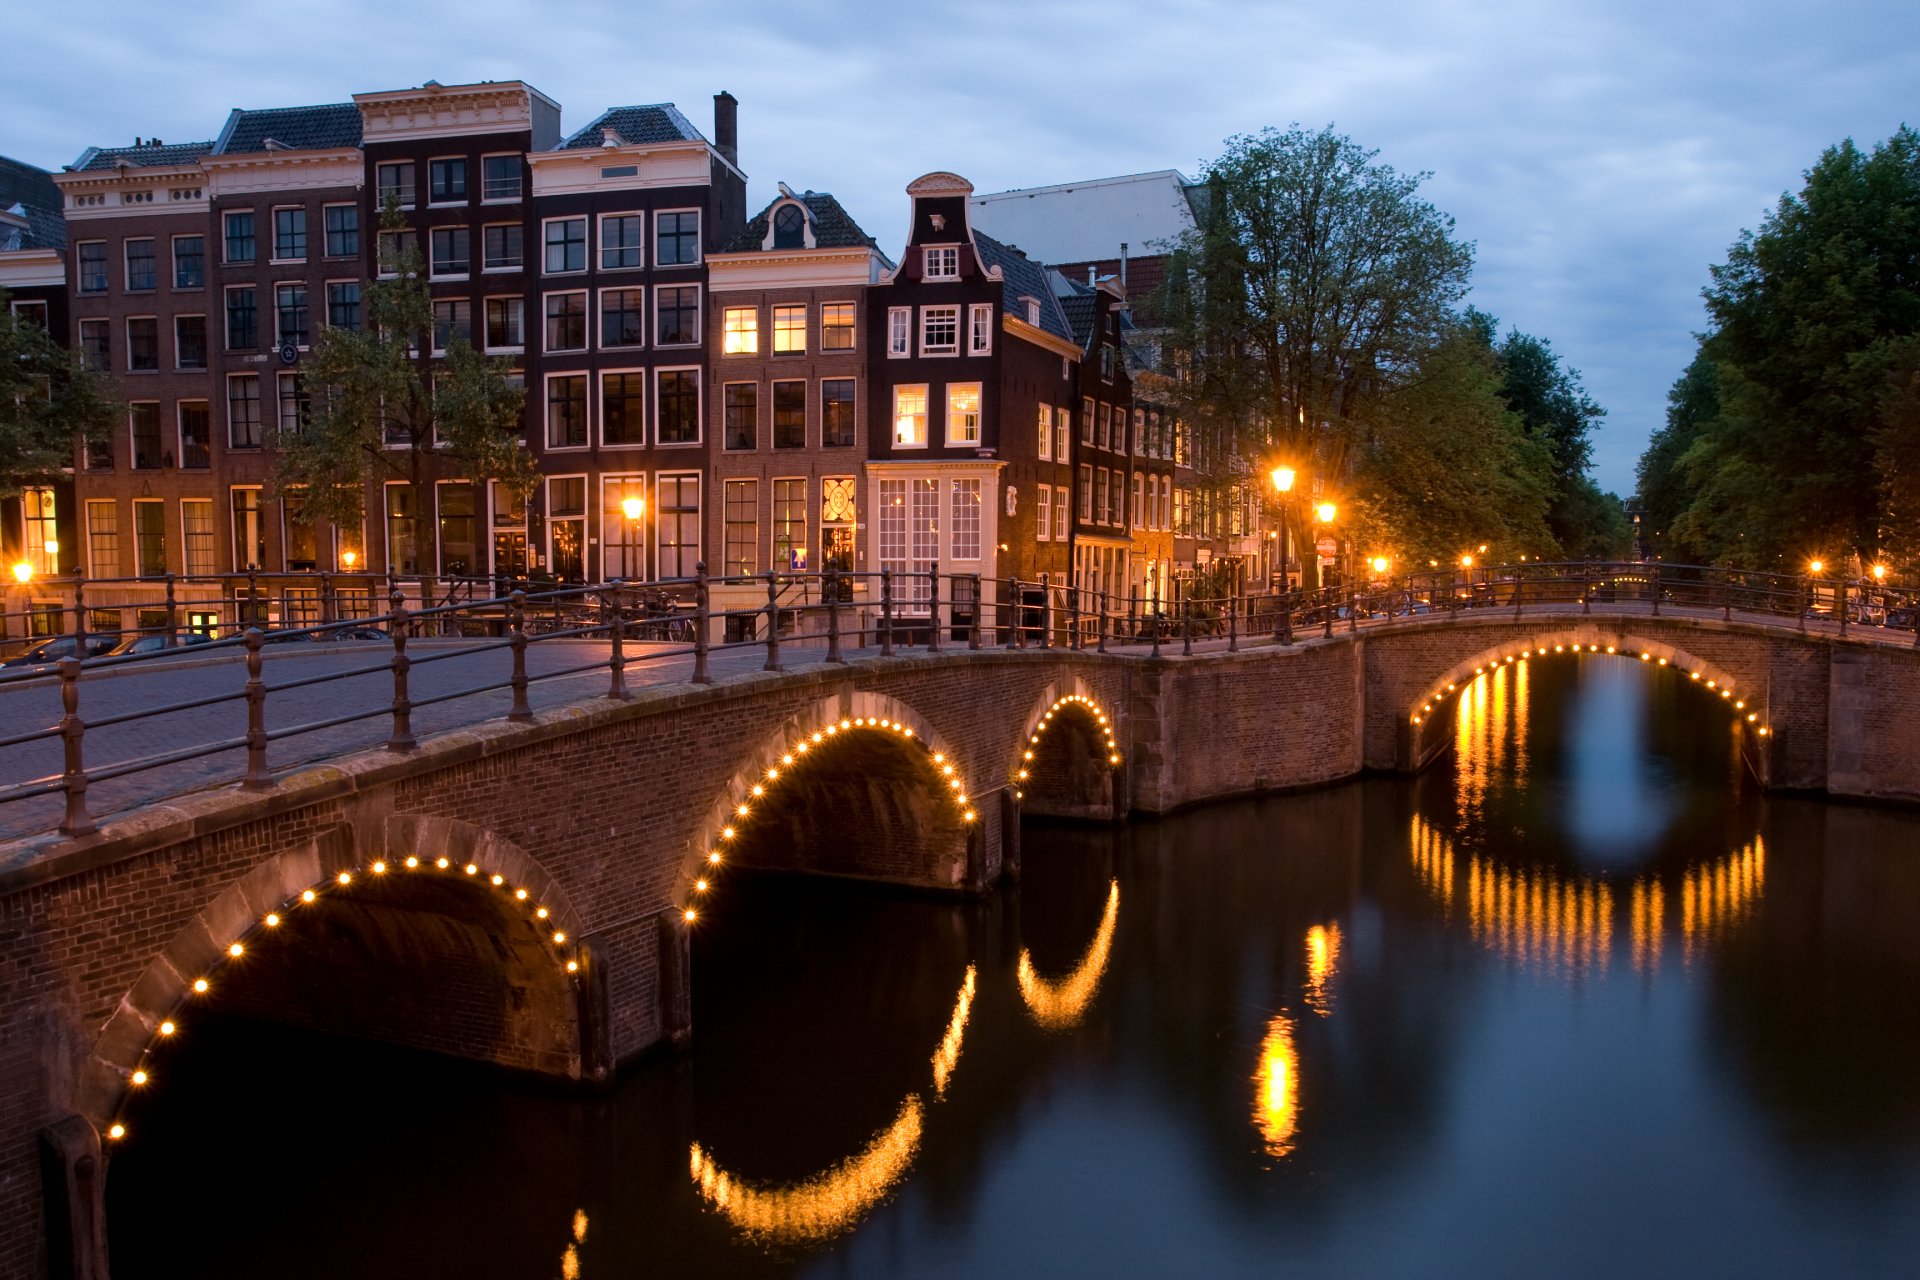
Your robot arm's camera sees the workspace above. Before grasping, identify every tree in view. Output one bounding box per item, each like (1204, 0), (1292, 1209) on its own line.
(0, 291), (116, 498)
(270, 203), (532, 576)
(1154, 125), (1476, 586)
(1635, 352), (1720, 560)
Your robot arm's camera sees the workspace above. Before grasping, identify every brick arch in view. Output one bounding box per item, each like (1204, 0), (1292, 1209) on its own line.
(1012, 680), (1123, 821)
(78, 817), (590, 1141)
(685, 691), (983, 900)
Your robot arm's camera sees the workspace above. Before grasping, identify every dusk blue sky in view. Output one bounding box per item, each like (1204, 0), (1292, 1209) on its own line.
(5, 0), (1914, 495)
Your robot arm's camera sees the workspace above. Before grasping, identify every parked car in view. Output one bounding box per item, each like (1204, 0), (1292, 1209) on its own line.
(104, 630), (217, 658)
(327, 626), (390, 641)
(0, 635), (118, 668)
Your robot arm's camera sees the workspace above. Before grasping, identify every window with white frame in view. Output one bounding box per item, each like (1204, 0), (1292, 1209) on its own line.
(878, 477), (906, 586)
(822, 302), (855, 350)
(546, 374), (588, 448)
(822, 378), (855, 447)
(431, 298), (472, 352)
(222, 213), (255, 266)
(543, 217), (587, 273)
(1095, 469), (1109, 526)
(327, 281), (361, 331)
(946, 382), (981, 447)
(950, 479), (981, 560)
(601, 475), (647, 579)
(125, 238), (157, 290)
(376, 228), (418, 276)
(724, 478), (759, 576)
(1037, 484), (1052, 541)
(601, 371), (646, 446)
(1079, 464), (1093, 521)
(77, 240), (109, 292)
(544, 291), (587, 352)
(1055, 408), (1070, 461)
(182, 498), (216, 577)
(484, 296), (523, 351)
(175, 315), (207, 370)
(1132, 472), (1144, 529)
(483, 223), (523, 271)
(773, 478), (807, 570)
(481, 154), (522, 202)
(271, 209), (306, 262)
(920, 305), (958, 356)
(546, 476), (587, 580)
(656, 473), (700, 578)
(86, 500), (119, 578)
(923, 246), (958, 279)
(428, 157), (468, 205)
(887, 307), (910, 357)
(892, 385), (928, 447)
(968, 303), (993, 355)
(600, 288), (645, 347)
(1081, 397), (1095, 442)
(228, 374), (262, 448)
(275, 284), (309, 348)
(600, 213), (643, 269)
(277, 372), (309, 434)
(772, 304), (806, 354)
(430, 226), (469, 278)
(909, 479), (939, 607)
(376, 161), (416, 208)
(173, 234), (205, 287)
(723, 382), (757, 450)
(655, 368), (700, 444)
(722, 306), (757, 354)
(1038, 404), (1052, 460)
(1025, 298), (1041, 327)
(1055, 486), (1068, 541)
(655, 286), (699, 346)
(655, 210), (700, 266)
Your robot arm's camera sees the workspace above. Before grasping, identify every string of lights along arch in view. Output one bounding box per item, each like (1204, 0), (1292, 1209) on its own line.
(694, 716), (979, 921)
(102, 854), (582, 1144)
(1013, 694), (1122, 801)
(1407, 643), (1769, 738)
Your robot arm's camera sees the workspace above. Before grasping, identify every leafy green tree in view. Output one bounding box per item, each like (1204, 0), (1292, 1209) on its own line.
(0, 291), (116, 497)
(270, 204), (532, 573)
(1154, 124), (1476, 587)
(1635, 352), (1720, 559)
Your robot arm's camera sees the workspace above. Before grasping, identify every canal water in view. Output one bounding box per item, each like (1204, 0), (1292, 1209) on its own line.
(109, 655), (1920, 1278)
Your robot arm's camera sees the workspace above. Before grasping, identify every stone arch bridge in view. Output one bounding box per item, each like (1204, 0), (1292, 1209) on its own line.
(5, 609), (1917, 1277)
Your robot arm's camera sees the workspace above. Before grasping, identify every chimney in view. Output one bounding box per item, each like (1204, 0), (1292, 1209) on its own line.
(1120, 242), (1129, 288)
(713, 91), (738, 167)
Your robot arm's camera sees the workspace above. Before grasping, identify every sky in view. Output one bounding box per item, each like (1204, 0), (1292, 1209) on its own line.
(4, 0), (1914, 495)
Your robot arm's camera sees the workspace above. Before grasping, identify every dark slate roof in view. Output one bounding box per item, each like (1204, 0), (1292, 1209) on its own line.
(726, 190), (885, 255)
(1059, 293), (1102, 347)
(561, 104), (704, 150)
(0, 155), (64, 251)
(216, 103), (362, 154)
(973, 230), (1074, 342)
(72, 140), (215, 173)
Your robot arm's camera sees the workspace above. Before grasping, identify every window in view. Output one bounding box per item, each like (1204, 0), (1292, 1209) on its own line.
(655, 210), (699, 265)
(920, 305), (958, 356)
(821, 477), (856, 573)
(377, 228), (419, 276)
(173, 235), (204, 288)
(601, 476), (647, 580)
(175, 315), (207, 370)
(724, 479), (758, 576)
(544, 217), (586, 273)
(179, 402), (210, 469)
(226, 287), (257, 349)
(430, 226), (470, 277)
(772, 203), (806, 250)
(724, 382), (757, 450)
(968, 303), (993, 355)
(1133, 408), (1146, 456)
(125, 239), (156, 290)
(773, 478), (807, 570)
(275, 283), (309, 347)
(1100, 344), (1115, 380)
(482, 154), (521, 202)
(822, 378), (855, 447)
(887, 307), (910, 357)
(1055, 486), (1068, 541)
(223, 212), (256, 265)
(181, 499), (216, 577)
(772, 304), (806, 354)
(323, 204), (358, 257)
(384, 484), (418, 574)
(1038, 404), (1052, 460)
(657, 473), (700, 578)
(19, 488), (56, 577)
(1037, 485), (1052, 541)
(431, 299), (471, 352)
(280, 490), (318, 572)
(429, 157), (468, 204)
(655, 285), (699, 345)
(231, 488), (266, 571)
(277, 373), (309, 435)
(910, 480), (939, 607)
(722, 307), (758, 354)
(950, 479), (981, 560)
(327, 281), (361, 331)
(601, 371), (646, 445)
(1056, 409), (1070, 462)
(1097, 403), (1110, 450)
(376, 161), (416, 209)
(1095, 469), (1110, 526)
(1026, 299), (1041, 327)
(483, 223), (523, 271)
(1079, 464), (1093, 520)
(484, 296), (523, 351)
(551, 477), (589, 578)
(1081, 397), (1094, 442)
(272, 208), (307, 262)
(546, 374), (588, 448)
(822, 301), (855, 351)
(923, 246), (958, 279)
(79, 320), (109, 371)
(130, 402), (163, 469)
(600, 288), (645, 347)
(491, 480), (528, 579)
(773, 380), (806, 448)
(86, 500), (119, 578)
(134, 500), (167, 577)
(946, 382), (981, 446)
(1132, 472), (1145, 529)
(228, 374), (262, 447)
(656, 369), (700, 444)
(435, 481), (476, 577)
(126, 318), (158, 372)
(892, 385), (927, 447)
(600, 213), (643, 269)
(78, 241), (108, 292)
(10, 299), (46, 328)
(544, 291), (587, 352)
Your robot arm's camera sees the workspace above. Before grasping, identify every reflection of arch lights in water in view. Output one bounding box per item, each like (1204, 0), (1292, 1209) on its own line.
(687, 964), (977, 1244)
(559, 1209), (588, 1279)
(1254, 1013), (1300, 1157)
(1017, 879), (1120, 1029)
(1410, 816), (1765, 978)
(1304, 924), (1341, 1016)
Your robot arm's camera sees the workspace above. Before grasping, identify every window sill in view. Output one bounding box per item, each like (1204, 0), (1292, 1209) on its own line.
(268, 259), (307, 268)
(430, 273), (471, 283)
(484, 346), (526, 357)
(482, 265), (525, 274)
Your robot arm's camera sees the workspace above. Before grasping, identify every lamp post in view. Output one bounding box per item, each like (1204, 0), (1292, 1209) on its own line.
(1270, 466), (1295, 642)
(621, 495), (646, 581)
(1314, 501), (1338, 590)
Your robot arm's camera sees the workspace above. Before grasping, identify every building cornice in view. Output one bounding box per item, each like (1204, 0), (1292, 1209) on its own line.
(1003, 313), (1081, 360)
(707, 247), (883, 291)
(353, 81), (549, 143)
(0, 249), (65, 289)
(200, 148), (364, 196)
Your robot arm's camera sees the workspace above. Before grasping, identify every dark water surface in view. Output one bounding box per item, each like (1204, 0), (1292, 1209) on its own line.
(109, 656), (1920, 1278)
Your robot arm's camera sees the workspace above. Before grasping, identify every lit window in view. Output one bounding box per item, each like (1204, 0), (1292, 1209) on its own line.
(822, 302), (855, 351)
(893, 385), (928, 447)
(723, 307), (758, 354)
(946, 382), (981, 446)
(1038, 404), (1052, 460)
(772, 304), (806, 354)
(1037, 485), (1052, 541)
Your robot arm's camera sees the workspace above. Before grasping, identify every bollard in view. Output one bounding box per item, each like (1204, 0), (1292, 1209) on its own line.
(508, 589), (534, 718)
(880, 568), (895, 657)
(692, 563), (713, 684)
(387, 589), (417, 749)
(927, 562), (942, 653)
(242, 628), (270, 788)
(1350, 585), (1359, 633)
(606, 588), (630, 699)
(825, 566), (844, 664)
(56, 657), (93, 836)
(764, 570), (783, 671)
(1324, 588), (1334, 640)
(1838, 578), (1849, 638)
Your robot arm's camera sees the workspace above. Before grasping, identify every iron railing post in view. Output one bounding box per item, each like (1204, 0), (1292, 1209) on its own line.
(969, 575), (982, 650)
(1227, 589), (1239, 652)
(1800, 575), (1808, 634)
(606, 587), (630, 699)
(242, 628), (270, 788)
(1838, 578), (1849, 637)
(1651, 563), (1662, 617)
(825, 566), (844, 664)
(927, 562), (942, 654)
(764, 570), (782, 671)
(1182, 597), (1193, 656)
(1068, 584), (1081, 651)
(71, 570), (86, 662)
(692, 563), (712, 684)
(1583, 564), (1592, 616)
(1324, 587), (1334, 640)
(508, 589), (534, 718)
(1010, 576), (1024, 649)
(1723, 565), (1733, 622)
(56, 657), (93, 836)
(1276, 586), (1290, 644)
(164, 571), (179, 646)
(386, 589), (416, 750)
(1098, 589), (1109, 654)
(1349, 585), (1359, 633)
(1040, 573), (1052, 650)
(1128, 587), (1139, 648)
(880, 569), (895, 656)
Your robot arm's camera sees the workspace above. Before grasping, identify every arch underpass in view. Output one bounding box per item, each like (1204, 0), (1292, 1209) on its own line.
(1013, 686), (1124, 822)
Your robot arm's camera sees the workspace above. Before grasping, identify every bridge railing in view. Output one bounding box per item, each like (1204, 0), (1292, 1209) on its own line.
(0, 561), (1913, 840)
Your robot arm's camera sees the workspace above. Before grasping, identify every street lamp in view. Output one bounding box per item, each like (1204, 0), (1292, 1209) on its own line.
(1315, 502), (1337, 525)
(340, 549), (358, 572)
(10, 562), (30, 585)
(1370, 556), (1391, 577)
(620, 495), (646, 580)
(1270, 466), (1297, 641)
(1808, 559), (1824, 574)
(1460, 554), (1474, 569)
(1872, 563), (1888, 582)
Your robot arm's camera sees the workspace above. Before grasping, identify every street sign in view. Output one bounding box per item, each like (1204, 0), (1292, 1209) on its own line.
(277, 341), (299, 366)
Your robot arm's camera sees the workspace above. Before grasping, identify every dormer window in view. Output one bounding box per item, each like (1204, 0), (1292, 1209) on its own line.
(924, 246), (958, 280)
(1025, 298), (1040, 326)
(772, 204), (806, 250)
